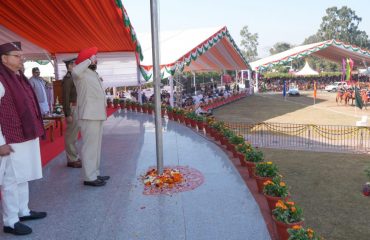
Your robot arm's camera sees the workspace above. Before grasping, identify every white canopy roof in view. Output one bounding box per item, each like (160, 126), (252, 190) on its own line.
(139, 26), (250, 81)
(294, 61), (318, 76)
(251, 40), (370, 71)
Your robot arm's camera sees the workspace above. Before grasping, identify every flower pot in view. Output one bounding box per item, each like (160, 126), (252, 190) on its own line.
(179, 115), (185, 124)
(107, 102), (113, 108)
(142, 107), (148, 114)
(231, 147), (238, 158)
(167, 112), (174, 120)
(272, 216), (304, 240)
(254, 175), (273, 193)
(113, 103), (119, 108)
(220, 136), (228, 146)
(263, 194), (289, 213)
(196, 121), (204, 131)
(190, 119), (197, 128)
(237, 153), (246, 166)
(226, 141), (234, 152)
(245, 161), (256, 178)
(173, 113), (179, 122)
(184, 117), (191, 126)
(119, 103), (125, 109)
(148, 109), (153, 115)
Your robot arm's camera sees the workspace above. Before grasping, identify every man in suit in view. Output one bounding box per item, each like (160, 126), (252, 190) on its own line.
(62, 57), (81, 168)
(72, 47), (109, 187)
(0, 42), (47, 235)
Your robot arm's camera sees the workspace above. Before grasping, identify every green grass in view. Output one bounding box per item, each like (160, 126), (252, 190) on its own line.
(213, 93), (370, 240)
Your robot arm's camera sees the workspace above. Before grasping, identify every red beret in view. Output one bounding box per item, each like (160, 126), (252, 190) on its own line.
(75, 47), (98, 65)
(0, 42), (22, 55)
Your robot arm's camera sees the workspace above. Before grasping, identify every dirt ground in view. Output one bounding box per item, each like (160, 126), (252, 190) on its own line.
(213, 90), (370, 126)
(213, 91), (370, 240)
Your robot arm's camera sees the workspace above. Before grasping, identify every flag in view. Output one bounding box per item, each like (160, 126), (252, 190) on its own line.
(346, 58), (354, 81)
(283, 80), (286, 97)
(342, 58), (346, 81)
(355, 87), (363, 109)
(313, 80), (317, 99)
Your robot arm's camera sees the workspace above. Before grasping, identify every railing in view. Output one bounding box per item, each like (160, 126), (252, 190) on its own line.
(225, 122), (370, 154)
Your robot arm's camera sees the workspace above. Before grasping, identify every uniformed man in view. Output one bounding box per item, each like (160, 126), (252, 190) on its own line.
(72, 47), (109, 187)
(0, 42), (47, 235)
(62, 57), (81, 168)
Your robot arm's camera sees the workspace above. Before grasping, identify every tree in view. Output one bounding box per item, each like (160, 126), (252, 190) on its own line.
(318, 6), (370, 49)
(269, 42), (293, 55)
(240, 26), (259, 61)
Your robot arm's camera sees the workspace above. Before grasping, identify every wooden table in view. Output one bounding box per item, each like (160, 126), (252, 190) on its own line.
(43, 120), (54, 142)
(43, 114), (65, 136)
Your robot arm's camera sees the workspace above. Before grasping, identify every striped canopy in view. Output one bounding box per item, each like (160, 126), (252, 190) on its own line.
(139, 26), (250, 81)
(251, 40), (370, 71)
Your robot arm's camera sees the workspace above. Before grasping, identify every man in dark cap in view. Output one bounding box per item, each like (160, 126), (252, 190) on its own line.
(62, 57), (81, 168)
(73, 47), (109, 187)
(0, 42), (47, 235)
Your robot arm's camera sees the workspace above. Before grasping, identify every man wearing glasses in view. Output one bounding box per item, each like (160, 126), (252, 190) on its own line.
(28, 67), (50, 115)
(0, 42), (47, 235)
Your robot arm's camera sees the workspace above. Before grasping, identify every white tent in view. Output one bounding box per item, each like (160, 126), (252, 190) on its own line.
(294, 61), (318, 76)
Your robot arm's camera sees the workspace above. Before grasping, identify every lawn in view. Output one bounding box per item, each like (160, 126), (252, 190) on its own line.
(213, 92), (370, 240)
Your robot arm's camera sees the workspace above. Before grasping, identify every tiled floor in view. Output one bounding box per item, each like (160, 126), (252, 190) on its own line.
(0, 110), (271, 240)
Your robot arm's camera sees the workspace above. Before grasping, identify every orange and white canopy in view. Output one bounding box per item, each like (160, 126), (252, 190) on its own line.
(0, 0), (143, 86)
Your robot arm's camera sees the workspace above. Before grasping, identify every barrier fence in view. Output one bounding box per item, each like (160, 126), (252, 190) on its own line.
(225, 122), (370, 154)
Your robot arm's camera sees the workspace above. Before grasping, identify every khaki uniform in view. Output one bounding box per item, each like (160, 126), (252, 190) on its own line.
(72, 60), (106, 181)
(62, 71), (79, 163)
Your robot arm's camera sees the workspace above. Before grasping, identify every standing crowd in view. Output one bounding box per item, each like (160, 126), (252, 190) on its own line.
(0, 41), (109, 236)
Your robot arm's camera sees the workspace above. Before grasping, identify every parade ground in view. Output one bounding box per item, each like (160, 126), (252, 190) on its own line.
(214, 90), (370, 126)
(214, 92), (370, 240)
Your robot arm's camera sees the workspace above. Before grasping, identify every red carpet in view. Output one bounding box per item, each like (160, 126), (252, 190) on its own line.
(40, 107), (119, 166)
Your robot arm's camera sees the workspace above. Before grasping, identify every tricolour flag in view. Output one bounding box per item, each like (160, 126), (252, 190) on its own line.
(283, 80), (286, 97)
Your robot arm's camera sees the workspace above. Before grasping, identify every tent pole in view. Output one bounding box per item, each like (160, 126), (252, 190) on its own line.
(193, 72), (196, 94)
(150, 0), (163, 174)
(169, 75), (174, 107)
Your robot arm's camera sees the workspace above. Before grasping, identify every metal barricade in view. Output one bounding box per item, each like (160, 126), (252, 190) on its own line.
(225, 122), (370, 154)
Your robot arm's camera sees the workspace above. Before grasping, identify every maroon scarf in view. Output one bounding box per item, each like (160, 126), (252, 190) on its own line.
(0, 62), (43, 139)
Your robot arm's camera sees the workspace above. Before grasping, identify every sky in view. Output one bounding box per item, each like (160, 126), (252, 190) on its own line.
(123, 0), (370, 58)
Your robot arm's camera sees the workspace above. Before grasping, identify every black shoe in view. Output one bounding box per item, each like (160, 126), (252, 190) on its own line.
(3, 222), (32, 235)
(83, 179), (106, 187)
(19, 211), (47, 221)
(97, 175), (110, 181)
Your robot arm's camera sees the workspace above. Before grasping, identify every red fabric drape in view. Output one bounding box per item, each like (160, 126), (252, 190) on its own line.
(0, 0), (136, 53)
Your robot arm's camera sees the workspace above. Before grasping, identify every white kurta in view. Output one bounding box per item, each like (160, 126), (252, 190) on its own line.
(0, 82), (43, 185)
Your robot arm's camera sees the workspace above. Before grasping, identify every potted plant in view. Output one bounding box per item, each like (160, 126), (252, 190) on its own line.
(287, 225), (322, 240)
(166, 105), (174, 120)
(244, 147), (264, 178)
(113, 98), (119, 108)
(254, 161), (279, 193)
(263, 175), (289, 212)
(142, 102), (148, 113)
(147, 103), (154, 114)
(363, 167), (370, 196)
(272, 200), (304, 240)
(229, 134), (244, 157)
(106, 98), (113, 108)
(119, 99), (125, 109)
(125, 99), (132, 110)
(195, 115), (205, 131)
(161, 104), (166, 118)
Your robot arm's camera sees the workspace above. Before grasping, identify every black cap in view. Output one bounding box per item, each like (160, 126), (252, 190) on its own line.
(0, 42), (22, 55)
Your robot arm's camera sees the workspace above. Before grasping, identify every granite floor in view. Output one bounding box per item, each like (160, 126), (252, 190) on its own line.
(0, 110), (271, 240)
